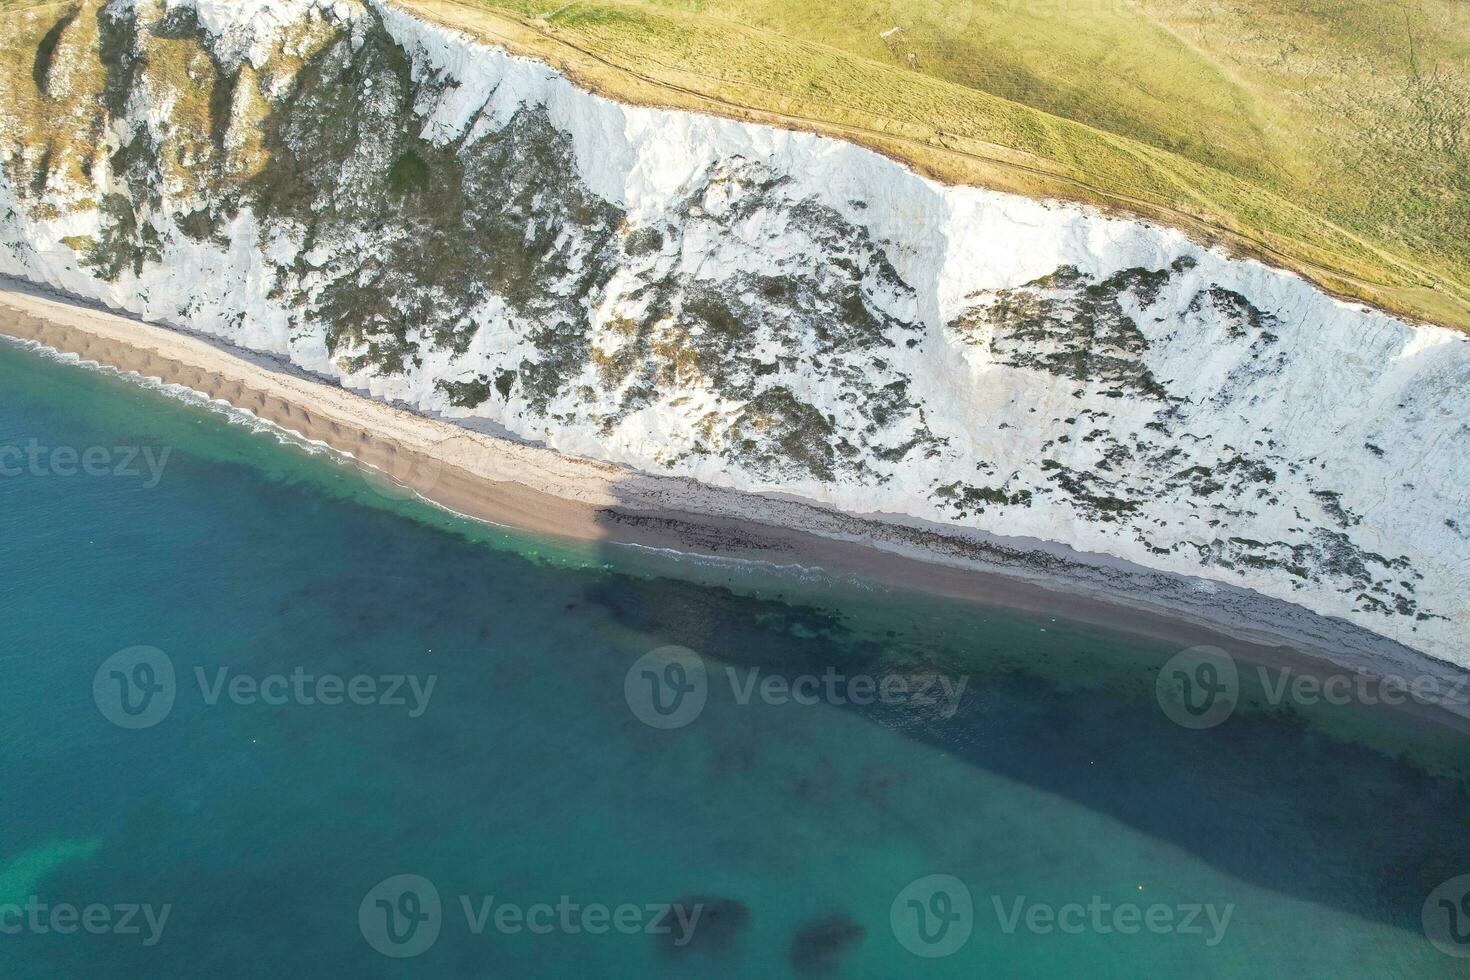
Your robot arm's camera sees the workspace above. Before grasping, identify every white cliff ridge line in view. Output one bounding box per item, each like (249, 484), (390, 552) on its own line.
(0, 0), (1466, 665)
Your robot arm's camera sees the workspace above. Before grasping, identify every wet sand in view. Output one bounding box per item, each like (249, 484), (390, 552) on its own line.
(2, 277), (1466, 727)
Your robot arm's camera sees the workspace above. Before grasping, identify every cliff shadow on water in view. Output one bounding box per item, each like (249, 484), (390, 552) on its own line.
(583, 476), (1470, 946)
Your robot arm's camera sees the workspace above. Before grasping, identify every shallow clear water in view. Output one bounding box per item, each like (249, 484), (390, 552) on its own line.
(1, 338), (1468, 978)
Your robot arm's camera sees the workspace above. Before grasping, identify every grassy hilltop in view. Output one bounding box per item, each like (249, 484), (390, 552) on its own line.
(399, 0), (1470, 331)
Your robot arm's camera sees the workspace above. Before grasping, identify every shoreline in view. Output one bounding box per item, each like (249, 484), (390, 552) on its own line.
(2, 275), (1467, 730)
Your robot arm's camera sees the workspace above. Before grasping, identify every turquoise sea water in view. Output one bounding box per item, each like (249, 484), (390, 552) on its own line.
(1, 337), (1468, 978)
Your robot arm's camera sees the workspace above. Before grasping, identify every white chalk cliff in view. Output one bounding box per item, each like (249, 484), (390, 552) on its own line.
(2, 0), (1467, 664)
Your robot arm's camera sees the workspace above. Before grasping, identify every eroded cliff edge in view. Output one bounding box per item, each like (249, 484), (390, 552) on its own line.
(2, 0), (1466, 664)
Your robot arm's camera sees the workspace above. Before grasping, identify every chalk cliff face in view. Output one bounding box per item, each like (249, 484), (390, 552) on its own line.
(2, 0), (1467, 664)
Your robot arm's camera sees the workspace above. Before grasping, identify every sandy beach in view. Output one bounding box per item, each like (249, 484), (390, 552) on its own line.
(2, 275), (1466, 726)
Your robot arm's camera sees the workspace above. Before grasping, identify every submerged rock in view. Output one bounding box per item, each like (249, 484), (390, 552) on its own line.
(656, 894), (750, 956)
(789, 912), (867, 973)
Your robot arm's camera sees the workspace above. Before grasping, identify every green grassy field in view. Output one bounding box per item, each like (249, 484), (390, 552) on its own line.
(401, 0), (1470, 331)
